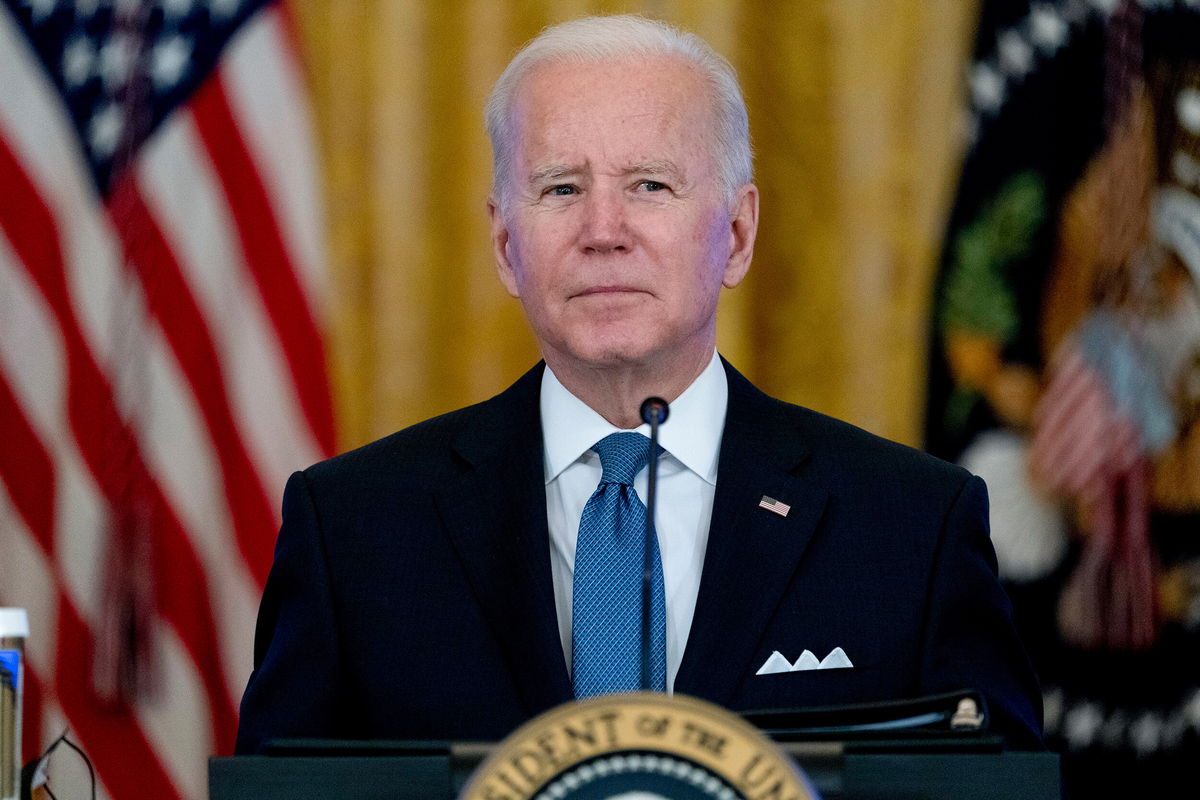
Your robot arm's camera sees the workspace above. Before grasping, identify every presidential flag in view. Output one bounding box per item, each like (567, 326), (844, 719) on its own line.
(0, 1), (334, 797)
(925, 0), (1200, 795)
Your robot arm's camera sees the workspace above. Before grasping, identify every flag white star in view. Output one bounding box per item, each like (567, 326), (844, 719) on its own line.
(998, 29), (1035, 80)
(151, 35), (192, 91)
(971, 62), (1006, 114)
(89, 101), (124, 159)
(1064, 701), (1105, 749)
(1030, 3), (1069, 55)
(1129, 711), (1162, 757)
(62, 35), (97, 89)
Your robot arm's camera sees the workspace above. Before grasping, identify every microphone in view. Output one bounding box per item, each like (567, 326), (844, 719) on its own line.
(639, 397), (669, 692)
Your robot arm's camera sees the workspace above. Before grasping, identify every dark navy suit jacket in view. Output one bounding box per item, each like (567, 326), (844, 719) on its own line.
(235, 360), (1042, 752)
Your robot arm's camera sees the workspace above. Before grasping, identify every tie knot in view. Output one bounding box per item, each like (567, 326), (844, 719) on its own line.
(592, 432), (656, 486)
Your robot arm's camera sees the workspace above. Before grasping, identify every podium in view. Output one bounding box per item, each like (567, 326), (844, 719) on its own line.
(214, 692), (1059, 798)
(208, 741), (1061, 799)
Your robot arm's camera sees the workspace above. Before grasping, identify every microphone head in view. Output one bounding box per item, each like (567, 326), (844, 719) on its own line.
(640, 397), (669, 425)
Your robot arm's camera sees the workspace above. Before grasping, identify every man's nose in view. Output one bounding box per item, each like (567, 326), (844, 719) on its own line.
(580, 188), (629, 253)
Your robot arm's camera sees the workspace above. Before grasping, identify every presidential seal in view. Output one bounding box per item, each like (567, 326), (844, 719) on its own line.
(459, 693), (818, 800)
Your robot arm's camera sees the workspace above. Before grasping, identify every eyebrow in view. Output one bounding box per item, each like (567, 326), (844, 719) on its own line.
(526, 160), (681, 184)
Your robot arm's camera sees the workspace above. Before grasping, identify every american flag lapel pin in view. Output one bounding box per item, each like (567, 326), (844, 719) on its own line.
(758, 495), (791, 517)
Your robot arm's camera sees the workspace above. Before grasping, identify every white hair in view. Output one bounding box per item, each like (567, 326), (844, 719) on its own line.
(484, 14), (752, 209)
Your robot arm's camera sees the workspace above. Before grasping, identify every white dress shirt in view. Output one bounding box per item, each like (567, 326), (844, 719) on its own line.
(541, 351), (727, 692)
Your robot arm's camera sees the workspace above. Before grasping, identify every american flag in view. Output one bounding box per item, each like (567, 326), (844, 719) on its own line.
(1030, 319), (1157, 651)
(757, 496), (791, 517)
(0, 1), (334, 797)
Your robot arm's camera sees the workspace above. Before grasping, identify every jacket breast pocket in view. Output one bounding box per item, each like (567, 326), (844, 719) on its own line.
(738, 664), (892, 710)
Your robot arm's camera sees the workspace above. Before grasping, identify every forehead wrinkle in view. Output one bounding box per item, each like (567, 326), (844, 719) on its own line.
(623, 160), (680, 177)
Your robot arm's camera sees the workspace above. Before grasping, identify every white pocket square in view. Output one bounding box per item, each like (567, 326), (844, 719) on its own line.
(755, 647), (854, 675)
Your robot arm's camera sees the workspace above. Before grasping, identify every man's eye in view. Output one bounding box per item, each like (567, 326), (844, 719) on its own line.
(548, 185), (576, 196)
(638, 181), (666, 192)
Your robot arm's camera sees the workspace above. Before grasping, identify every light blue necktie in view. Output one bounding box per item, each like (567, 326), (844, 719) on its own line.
(572, 432), (667, 698)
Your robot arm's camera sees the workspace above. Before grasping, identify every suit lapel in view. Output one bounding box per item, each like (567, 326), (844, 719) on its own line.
(434, 365), (574, 717)
(675, 362), (829, 705)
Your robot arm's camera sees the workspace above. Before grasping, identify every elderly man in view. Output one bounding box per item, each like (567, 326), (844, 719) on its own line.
(235, 15), (1042, 753)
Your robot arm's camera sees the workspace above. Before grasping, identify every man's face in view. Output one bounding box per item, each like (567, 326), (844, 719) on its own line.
(489, 56), (757, 376)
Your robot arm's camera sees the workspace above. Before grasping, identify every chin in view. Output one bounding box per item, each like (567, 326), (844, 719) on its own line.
(562, 335), (659, 370)
(574, 347), (653, 369)
(547, 317), (640, 357)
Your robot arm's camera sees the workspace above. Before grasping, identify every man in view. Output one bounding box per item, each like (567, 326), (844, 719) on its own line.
(235, 15), (1042, 753)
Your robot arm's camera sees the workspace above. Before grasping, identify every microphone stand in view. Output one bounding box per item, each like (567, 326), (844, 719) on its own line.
(639, 397), (669, 692)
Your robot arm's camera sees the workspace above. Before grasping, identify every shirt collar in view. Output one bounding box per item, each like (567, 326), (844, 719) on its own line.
(540, 351), (727, 485)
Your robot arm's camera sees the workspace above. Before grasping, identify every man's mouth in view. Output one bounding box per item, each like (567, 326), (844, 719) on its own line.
(573, 286), (645, 297)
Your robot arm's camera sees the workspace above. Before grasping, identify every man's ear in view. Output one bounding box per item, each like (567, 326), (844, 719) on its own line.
(488, 196), (520, 297)
(722, 183), (759, 289)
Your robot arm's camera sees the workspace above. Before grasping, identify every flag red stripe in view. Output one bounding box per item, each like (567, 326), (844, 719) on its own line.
(22, 662), (45, 766)
(0, 134), (238, 756)
(55, 603), (183, 800)
(190, 75), (336, 457)
(108, 177), (279, 586)
(0, 372), (55, 553)
(0, 373), (55, 766)
(0, 376), (175, 794)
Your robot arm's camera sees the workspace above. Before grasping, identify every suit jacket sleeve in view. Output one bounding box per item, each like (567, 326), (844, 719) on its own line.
(235, 470), (348, 754)
(918, 474), (1043, 749)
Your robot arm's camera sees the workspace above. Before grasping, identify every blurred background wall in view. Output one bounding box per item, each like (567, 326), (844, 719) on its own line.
(290, 0), (980, 451)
